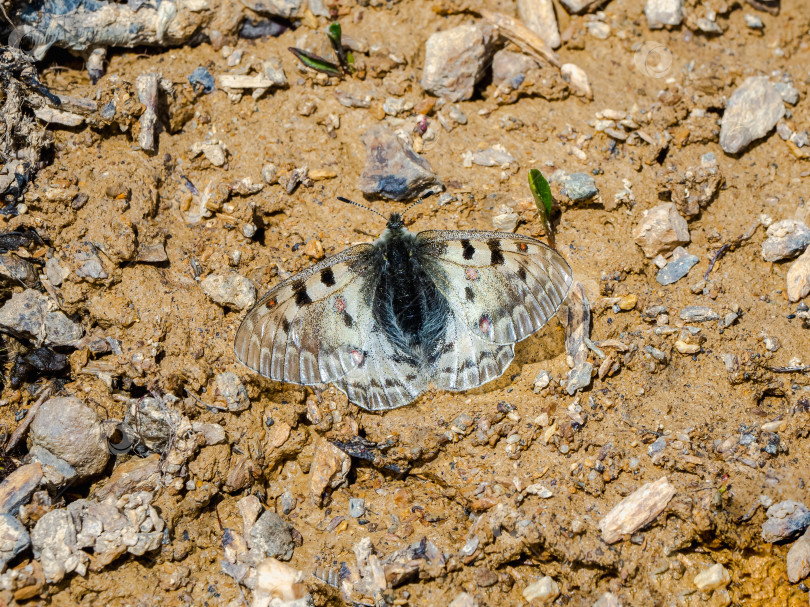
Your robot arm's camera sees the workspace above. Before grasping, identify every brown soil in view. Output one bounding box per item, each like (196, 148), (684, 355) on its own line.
(2, 0), (810, 605)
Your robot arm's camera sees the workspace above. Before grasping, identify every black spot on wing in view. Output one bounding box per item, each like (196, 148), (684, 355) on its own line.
(487, 239), (505, 265)
(516, 265), (527, 282)
(343, 311), (354, 328)
(465, 286), (475, 302)
(281, 318), (290, 333)
(320, 267), (336, 287)
(461, 239), (475, 260)
(293, 281), (312, 306)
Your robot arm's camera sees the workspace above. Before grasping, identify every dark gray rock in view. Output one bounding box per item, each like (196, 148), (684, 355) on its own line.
(349, 498), (365, 518)
(720, 77), (785, 154)
(29, 396), (109, 479)
(561, 172), (598, 202)
(358, 125), (443, 201)
(656, 254), (699, 285)
(249, 511), (295, 561)
(0, 289), (83, 347)
(0, 513), (30, 572)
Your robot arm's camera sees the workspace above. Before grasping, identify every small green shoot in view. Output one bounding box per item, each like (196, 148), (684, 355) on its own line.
(287, 47), (342, 77)
(326, 22), (350, 72)
(528, 168), (556, 250)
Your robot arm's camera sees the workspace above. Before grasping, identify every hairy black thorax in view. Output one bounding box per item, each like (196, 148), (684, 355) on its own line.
(370, 216), (449, 365)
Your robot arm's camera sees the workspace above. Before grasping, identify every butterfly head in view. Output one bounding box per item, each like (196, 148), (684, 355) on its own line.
(386, 213), (405, 231)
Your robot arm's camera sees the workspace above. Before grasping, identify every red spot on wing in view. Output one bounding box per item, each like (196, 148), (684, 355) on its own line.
(465, 268), (479, 281)
(350, 349), (364, 366)
(518, 243), (528, 252)
(479, 314), (492, 335)
(335, 296), (346, 313)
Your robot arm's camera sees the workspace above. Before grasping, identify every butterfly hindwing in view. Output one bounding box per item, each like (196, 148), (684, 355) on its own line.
(234, 244), (375, 385)
(416, 230), (573, 346)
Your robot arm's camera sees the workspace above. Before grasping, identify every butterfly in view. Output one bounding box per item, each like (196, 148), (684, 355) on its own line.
(234, 197), (573, 411)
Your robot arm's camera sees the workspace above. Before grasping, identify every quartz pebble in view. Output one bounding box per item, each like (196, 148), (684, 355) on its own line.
(29, 397), (109, 480)
(787, 247), (810, 302)
(634, 203), (690, 258)
(190, 140), (228, 167)
(523, 576), (560, 603)
(720, 77), (785, 154)
(249, 558), (311, 607)
(693, 563), (731, 591)
(358, 125), (443, 201)
(421, 24), (497, 102)
(761, 220), (810, 262)
(201, 272), (257, 310)
(518, 0), (561, 49)
(786, 527), (810, 583)
(599, 476), (676, 543)
(561, 63), (592, 99)
(644, 0), (683, 29)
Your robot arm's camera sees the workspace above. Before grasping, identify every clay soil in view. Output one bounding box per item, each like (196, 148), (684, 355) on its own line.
(2, 0), (810, 605)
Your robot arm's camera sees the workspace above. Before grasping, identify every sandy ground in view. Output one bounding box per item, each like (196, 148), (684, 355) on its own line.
(1, 0), (809, 605)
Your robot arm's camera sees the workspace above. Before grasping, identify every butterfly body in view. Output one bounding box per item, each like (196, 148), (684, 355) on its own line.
(235, 212), (573, 411)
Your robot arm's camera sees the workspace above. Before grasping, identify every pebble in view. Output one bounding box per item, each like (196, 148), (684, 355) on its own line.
(693, 563), (731, 591)
(309, 438), (351, 506)
(618, 294), (637, 310)
(561, 172), (598, 202)
(464, 145), (516, 169)
(252, 559), (310, 605)
(248, 511), (295, 562)
(190, 140), (228, 167)
(475, 566), (499, 588)
(648, 437), (666, 455)
(449, 593), (477, 607)
(533, 370), (551, 391)
(214, 372), (250, 412)
(29, 397), (109, 480)
(679, 306), (719, 322)
(493, 50), (536, 90)
(201, 272), (257, 310)
(559, 0), (599, 13)
(136, 243), (168, 264)
(358, 125), (442, 201)
(383, 97), (413, 116)
(188, 66), (215, 94)
(786, 527), (810, 583)
(561, 63), (592, 99)
(261, 163), (278, 184)
(744, 13), (763, 28)
(30, 445), (78, 486)
(761, 500), (810, 542)
(121, 396), (183, 453)
(492, 208), (520, 232)
(761, 219), (810, 262)
(644, 0), (683, 28)
(523, 576), (560, 603)
(787, 247), (810, 302)
(585, 21), (610, 39)
(633, 203), (690, 258)
(0, 514), (30, 573)
(0, 289), (83, 347)
(566, 362), (593, 395)
(719, 77), (785, 154)
(774, 82), (800, 106)
(656, 254), (699, 285)
(349, 498), (365, 518)
(277, 490), (297, 515)
(599, 476), (676, 544)
(674, 340), (700, 354)
(593, 592), (622, 607)
(518, 0), (561, 49)
(0, 464), (43, 516)
(763, 336), (780, 352)
(421, 23), (497, 102)
(448, 104), (467, 125)
(74, 247), (108, 280)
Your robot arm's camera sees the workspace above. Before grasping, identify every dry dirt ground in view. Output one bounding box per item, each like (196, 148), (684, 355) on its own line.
(1, 0), (809, 605)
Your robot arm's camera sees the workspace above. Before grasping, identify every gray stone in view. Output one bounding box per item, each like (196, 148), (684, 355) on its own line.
(0, 463), (43, 516)
(30, 508), (83, 583)
(774, 82), (799, 106)
(74, 247), (108, 280)
(464, 145), (516, 169)
(787, 248), (810, 303)
(492, 50), (536, 89)
(720, 77), (785, 154)
(648, 437), (667, 455)
(656, 254), (699, 285)
(679, 306), (719, 322)
(633, 203), (690, 258)
(249, 511), (295, 561)
(201, 272), (257, 310)
(277, 490), (297, 515)
(518, 0), (561, 49)
(561, 172), (598, 202)
(0, 514), (30, 573)
(29, 397), (109, 480)
(761, 219), (810, 262)
(29, 445), (78, 486)
(0, 253), (38, 288)
(0, 289), (83, 347)
(558, 0), (600, 14)
(566, 362), (593, 395)
(421, 23), (497, 102)
(358, 125), (443, 201)
(349, 498), (365, 518)
(45, 256), (68, 286)
(744, 13), (763, 28)
(215, 372), (250, 412)
(761, 500), (810, 543)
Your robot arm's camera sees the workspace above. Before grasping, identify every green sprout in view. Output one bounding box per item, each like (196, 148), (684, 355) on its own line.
(287, 47), (342, 77)
(528, 169), (555, 250)
(289, 21), (353, 77)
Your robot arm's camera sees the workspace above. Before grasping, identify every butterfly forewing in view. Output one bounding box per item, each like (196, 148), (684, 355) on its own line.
(416, 230), (573, 346)
(234, 244), (375, 385)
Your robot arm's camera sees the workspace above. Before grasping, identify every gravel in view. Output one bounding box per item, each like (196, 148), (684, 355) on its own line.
(720, 77), (785, 154)
(634, 203), (690, 258)
(248, 511), (296, 562)
(761, 219), (810, 262)
(656, 254), (699, 285)
(421, 23), (497, 102)
(201, 272), (257, 310)
(679, 306), (719, 322)
(644, 0), (684, 28)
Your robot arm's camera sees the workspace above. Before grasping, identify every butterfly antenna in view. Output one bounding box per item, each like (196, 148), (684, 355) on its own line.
(401, 190), (437, 220)
(336, 196), (388, 221)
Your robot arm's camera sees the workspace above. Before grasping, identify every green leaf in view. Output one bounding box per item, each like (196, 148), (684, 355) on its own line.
(327, 22), (350, 73)
(327, 22), (342, 46)
(528, 169), (555, 249)
(287, 47), (342, 77)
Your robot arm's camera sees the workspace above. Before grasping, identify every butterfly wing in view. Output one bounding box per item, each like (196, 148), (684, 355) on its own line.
(234, 244), (376, 385)
(416, 230), (573, 346)
(332, 327), (428, 411)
